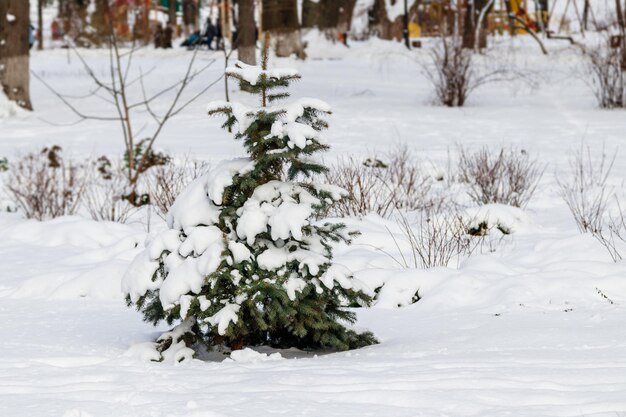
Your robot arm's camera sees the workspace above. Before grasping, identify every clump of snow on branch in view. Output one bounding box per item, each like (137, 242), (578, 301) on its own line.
(225, 61), (300, 86)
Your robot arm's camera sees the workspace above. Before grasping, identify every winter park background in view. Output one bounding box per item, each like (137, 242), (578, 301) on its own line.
(2, 1), (626, 416)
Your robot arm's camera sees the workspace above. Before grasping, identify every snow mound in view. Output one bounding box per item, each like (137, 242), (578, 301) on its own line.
(0, 215), (142, 248)
(123, 342), (162, 362)
(165, 411), (228, 417)
(0, 214), (143, 301)
(463, 204), (533, 234)
(0, 90), (24, 119)
(336, 214), (626, 312)
(62, 410), (95, 417)
(226, 348), (283, 363)
(303, 29), (349, 60)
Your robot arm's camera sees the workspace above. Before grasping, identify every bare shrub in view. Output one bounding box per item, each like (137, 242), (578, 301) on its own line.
(557, 145), (615, 235)
(4, 146), (87, 220)
(145, 158), (211, 219)
(32, 20), (220, 199)
(83, 157), (136, 223)
(581, 38), (625, 109)
(384, 210), (496, 269)
(324, 146), (441, 218)
(556, 145), (626, 261)
(423, 35), (510, 107)
(324, 155), (394, 218)
(605, 204), (626, 261)
(426, 36), (473, 107)
(458, 146), (544, 208)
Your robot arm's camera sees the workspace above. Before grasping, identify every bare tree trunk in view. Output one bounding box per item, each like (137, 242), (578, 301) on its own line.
(168, 0), (177, 27)
(182, 0), (198, 37)
(463, 0), (491, 49)
(538, 0), (549, 30)
(301, 0), (320, 28)
(262, 0), (305, 58)
(337, 0), (357, 34)
(0, 0), (33, 110)
(371, 0), (405, 41)
(504, 0), (516, 36)
(92, 0), (112, 41)
(317, 0), (340, 40)
(461, 0), (474, 48)
(314, 0), (356, 41)
(59, 0), (70, 34)
(319, 0), (340, 30)
(220, 0), (233, 46)
(474, 0), (494, 52)
(616, 0), (626, 68)
(238, 0), (256, 65)
(303, 0), (355, 34)
(37, 0), (43, 50)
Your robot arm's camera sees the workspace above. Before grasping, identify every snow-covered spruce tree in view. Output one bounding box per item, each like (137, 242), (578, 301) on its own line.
(122, 39), (376, 361)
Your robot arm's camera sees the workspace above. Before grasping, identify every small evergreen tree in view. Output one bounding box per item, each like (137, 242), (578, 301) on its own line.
(123, 36), (377, 361)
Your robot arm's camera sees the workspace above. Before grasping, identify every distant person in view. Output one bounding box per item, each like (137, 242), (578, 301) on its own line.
(203, 18), (216, 50)
(154, 23), (164, 48)
(29, 24), (35, 49)
(163, 21), (174, 49)
(340, 32), (349, 47)
(214, 22), (223, 50)
(51, 19), (61, 41)
(231, 29), (238, 49)
(181, 30), (201, 49)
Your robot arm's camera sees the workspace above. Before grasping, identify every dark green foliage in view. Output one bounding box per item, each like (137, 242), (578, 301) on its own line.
(130, 38), (377, 354)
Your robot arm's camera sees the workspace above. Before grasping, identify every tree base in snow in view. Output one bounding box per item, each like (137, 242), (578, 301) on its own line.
(271, 31), (306, 59)
(150, 325), (377, 363)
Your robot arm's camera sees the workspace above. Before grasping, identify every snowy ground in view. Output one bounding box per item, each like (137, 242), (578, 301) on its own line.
(2, 36), (626, 416)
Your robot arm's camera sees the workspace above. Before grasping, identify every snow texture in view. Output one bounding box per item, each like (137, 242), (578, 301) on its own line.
(2, 34), (626, 417)
(227, 348), (283, 363)
(0, 90), (23, 119)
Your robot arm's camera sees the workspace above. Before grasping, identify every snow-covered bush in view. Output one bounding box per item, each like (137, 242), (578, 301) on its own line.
(4, 146), (87, 220)
(145, 158), (211, 219)
(458, 146), (544, 208)
(122, 43), (377, 359)
(324, 146), (447, 218)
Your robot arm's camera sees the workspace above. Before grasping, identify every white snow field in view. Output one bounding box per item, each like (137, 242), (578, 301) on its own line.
(2, 36), (626, 417)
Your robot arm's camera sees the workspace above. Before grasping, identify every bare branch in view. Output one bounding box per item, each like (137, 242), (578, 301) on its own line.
(169, 74), (223, 117)
(68, 43), (118, 95)
(128, 59), (216, 110)
(30, 71), (122, 121)
(131, 47), (210, 182)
